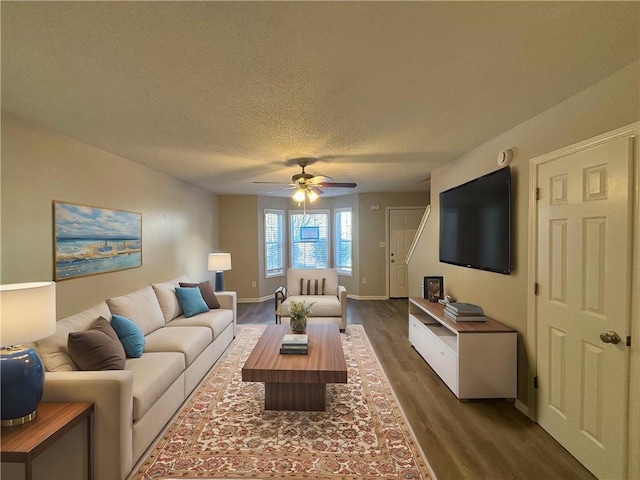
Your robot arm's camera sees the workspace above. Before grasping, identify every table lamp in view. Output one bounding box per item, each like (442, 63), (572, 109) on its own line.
(208, 253), (231, 292)
(0, 282), (56, 426)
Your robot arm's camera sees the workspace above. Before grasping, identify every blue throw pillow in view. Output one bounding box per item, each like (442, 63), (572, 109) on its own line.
(175, 287), (209, 318)
(110, 314), (145, 358)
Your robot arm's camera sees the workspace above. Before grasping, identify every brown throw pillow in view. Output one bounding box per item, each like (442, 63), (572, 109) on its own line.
(300, 278), (325, 295)
(179, 281), (220, 309)
(67, 317), (126, 371)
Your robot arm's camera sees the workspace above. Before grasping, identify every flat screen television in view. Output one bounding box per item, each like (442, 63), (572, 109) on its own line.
(439, 166), (511, 274)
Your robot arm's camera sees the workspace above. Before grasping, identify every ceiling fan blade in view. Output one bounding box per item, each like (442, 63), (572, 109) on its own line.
(309, 175), (333, 184)
(252, 181), (289, 185)
(316, 182), (357, 188)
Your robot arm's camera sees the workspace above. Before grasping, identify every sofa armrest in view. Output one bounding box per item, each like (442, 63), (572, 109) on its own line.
(274, 286), (287, 323)
(216, 291), (237, 337)
(338, 285), (348, 331)
(42, 370), (134, 480)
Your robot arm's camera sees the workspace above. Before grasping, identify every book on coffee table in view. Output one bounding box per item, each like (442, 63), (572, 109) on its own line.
(280, 334), (309, 354)
(280, 346), (309, 355)
(281, 334), (308, 346)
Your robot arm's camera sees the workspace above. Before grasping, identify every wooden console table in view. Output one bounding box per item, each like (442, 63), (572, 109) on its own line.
(409, 297), (517, 400)
(1, 402), (94, 480)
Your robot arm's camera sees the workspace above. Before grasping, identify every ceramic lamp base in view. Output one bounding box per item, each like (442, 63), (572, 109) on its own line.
(1, 345), (45, 427)
(215, 271), (225, 292)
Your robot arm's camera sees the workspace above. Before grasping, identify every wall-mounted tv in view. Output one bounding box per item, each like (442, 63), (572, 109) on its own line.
(439, 166), (511, 275)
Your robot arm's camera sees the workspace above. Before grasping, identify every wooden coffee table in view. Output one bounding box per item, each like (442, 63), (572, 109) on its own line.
(242, 324), (347, 411)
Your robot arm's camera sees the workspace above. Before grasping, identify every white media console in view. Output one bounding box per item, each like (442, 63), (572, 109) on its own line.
(408, 297), (517, 400)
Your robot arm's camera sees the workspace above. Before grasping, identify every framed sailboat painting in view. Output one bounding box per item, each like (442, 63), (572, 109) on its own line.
(53, 201), (142, 281)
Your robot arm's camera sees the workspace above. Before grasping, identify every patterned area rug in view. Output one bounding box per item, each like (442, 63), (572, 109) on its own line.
(133, 325), (434, 480)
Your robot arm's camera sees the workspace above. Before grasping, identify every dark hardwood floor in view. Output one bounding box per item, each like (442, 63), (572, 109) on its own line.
(238, 298), (596, 480)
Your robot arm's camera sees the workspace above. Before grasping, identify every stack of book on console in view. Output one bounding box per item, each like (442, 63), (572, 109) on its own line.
(444, 302), (487, 322)
(280, 334), (309, 355)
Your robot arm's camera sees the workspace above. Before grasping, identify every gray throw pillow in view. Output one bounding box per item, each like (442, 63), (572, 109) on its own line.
(67, 316), (126, 370)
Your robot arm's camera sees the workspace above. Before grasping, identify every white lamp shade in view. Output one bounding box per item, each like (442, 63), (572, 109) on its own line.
(0, 282), (56, 347)
(208, 253), (232, 272)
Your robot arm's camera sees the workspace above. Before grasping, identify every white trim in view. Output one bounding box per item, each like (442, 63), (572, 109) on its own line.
(238, 295), (272, 304)
(629, 123), (640, 480)
(334, 207), (353, 276)
(514, 399), (530, 418)
(264, 209), (285, 278)
(406, 205), (430, 265)
(529, 123), (638, 167)
(347, 294), (388, 301)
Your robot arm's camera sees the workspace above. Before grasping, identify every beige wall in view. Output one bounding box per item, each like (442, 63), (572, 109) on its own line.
(218, 195), (259, 299)
(1, 114), (220, 318)
(358, 192), (428, 298)
(409, 61), (640, 407)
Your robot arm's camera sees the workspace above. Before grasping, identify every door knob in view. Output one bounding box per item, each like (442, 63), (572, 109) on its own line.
(391, 259), (395, 263)
(599, 331), (621, 344)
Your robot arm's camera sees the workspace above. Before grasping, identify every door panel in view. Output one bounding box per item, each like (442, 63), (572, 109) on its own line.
(536, 135), (632, 479)
(389, 208), (424, 297)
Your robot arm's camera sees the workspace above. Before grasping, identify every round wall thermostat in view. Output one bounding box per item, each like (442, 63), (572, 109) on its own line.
(497, 149), (513, 166)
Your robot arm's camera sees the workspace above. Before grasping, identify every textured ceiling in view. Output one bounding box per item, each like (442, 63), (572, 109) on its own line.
(2, 2), (639, 197)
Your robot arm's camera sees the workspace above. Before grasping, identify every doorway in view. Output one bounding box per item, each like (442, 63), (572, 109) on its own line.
(388, 207), (425, 298)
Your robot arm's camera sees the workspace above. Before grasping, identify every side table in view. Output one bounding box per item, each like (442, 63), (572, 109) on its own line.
(1, 402), (94, 480)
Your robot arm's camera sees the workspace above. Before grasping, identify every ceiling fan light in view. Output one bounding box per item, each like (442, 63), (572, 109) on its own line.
(292, 189), (306, 203)
(307, 189), (319, 202)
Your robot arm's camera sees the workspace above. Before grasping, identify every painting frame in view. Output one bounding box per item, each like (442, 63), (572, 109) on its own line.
(424, 276), (444, 302)
(53, 201), (142, 281)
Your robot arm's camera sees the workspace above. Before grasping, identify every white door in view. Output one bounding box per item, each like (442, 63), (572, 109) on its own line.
(535, 135), (633, 479)
(389, 208), (424, 297)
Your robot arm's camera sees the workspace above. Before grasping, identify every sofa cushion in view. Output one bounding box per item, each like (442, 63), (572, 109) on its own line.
(287, 268), (338, 296)
(38, 301), (112, 372)
(279, 295), (342, 317)
(179, 281), (220, 309)
(107, 286), (165, 336)
(143, 326), (212, 367)
(152, 275), (190, 323)
(125, 352), (185, 420)
(166, 309), (233, 339)
(300, 278), (325, 295)
(111, 314), (145, 358)
(175, 287), (209, 318)
(67, 317), (126, 371)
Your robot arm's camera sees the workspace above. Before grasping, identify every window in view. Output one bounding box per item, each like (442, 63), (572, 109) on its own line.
(290, 210), (329, 269)
(335, 208), (352, 275)
(264, 209), (284, 277)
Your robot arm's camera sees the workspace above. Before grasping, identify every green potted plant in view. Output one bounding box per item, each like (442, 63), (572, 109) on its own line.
(289, 300), (314, 333)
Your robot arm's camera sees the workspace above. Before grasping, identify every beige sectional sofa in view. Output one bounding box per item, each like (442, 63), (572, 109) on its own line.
(31, 276), (236, 480)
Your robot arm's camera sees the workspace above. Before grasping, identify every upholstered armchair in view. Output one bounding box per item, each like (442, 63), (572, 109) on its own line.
(275, 268), (347, 331)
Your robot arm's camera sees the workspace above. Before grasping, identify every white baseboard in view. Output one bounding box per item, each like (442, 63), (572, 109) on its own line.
(237, 295), (272, 304)
(347, 295), (388, 301)
(514, 399), (531, 419)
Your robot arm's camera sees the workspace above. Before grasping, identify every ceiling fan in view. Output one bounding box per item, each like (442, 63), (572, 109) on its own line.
(253, 157), (357, 203)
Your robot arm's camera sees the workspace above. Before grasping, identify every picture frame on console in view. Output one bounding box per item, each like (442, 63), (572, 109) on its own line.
(424, 276), (443, 302)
